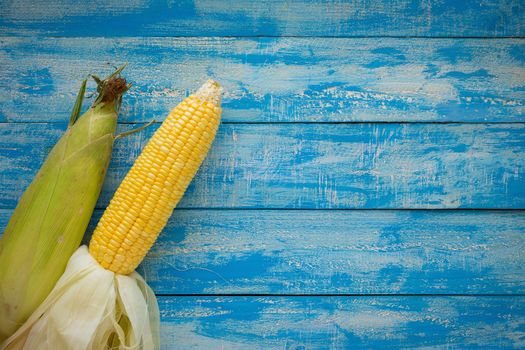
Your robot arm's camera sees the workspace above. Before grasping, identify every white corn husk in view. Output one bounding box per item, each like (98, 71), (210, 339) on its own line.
(1, 246), (160, 350)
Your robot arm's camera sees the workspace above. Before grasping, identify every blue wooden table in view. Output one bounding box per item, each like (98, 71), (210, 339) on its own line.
(1, 1), (524, 348)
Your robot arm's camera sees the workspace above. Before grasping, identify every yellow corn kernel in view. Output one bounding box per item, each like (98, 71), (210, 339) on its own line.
(89, 80), (222, 274)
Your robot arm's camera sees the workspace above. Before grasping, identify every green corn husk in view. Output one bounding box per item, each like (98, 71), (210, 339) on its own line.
(0, 67), (130, 341)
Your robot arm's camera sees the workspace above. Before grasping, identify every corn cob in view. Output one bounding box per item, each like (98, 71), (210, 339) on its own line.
(89, 80), (222, 274)
(0, 68), (129, 342)
(1, 80), (223, 350)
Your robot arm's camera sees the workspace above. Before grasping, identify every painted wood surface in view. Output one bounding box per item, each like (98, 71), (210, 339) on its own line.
(125, 210), (525, 294)
(1, 123), (523, 210)
(140, 210), (525, 295)
(1, 37), (524, 123)
(1, 1), (524, 347)
(157, 296), (525, 349)
(0, 0), (523, 37)
(1, 209), (523, 295)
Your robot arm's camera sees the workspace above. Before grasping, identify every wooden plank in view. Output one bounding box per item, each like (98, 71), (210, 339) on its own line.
(2, 209), (523, 295)
(141, 210), (525, 295)
(157, 296), (525, 349)
(0, 37), (524, 123)
(1, 123), (524, 210)
(0, 0), (522, 37)
(137, 210), (525, 295)
(1, 209), (523, 295)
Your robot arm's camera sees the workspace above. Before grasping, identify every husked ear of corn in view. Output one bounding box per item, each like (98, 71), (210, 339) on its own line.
(0, 67), (129, 342)
(90, 79), (222, 275)
(1, 80), (223, 350)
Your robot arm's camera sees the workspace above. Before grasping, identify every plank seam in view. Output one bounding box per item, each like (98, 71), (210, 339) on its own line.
(155, 293), (525, 297)
(1, 35), (524, 39)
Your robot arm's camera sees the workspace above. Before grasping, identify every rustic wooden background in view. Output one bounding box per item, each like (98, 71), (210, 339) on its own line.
(1, 0), (524, 348)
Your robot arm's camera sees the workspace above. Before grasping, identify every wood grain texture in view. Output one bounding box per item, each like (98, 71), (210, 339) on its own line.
(157, 296), (525, 349)
(2, 209), (523, 295)
(134, 210), (525, 295)
(1, 123), (524, 210)
(0, 1), (523, 348)
(0, 0), (523, 37)
(0, 37), (524, 123)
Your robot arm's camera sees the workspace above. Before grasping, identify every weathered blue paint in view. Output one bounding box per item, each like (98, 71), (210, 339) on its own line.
(0, 1), (524, 347)
(157, 296), (525, 349)
(1, 123), (524, 209)
(0, 0), (522, 37)
(0, 38), (524, 123)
